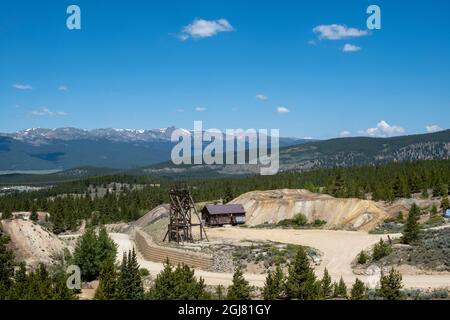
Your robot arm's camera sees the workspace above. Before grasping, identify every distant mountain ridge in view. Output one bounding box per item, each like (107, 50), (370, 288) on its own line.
(0, 127), (309, 171)
(1, 127), (180, 145)
(0, 129), (449, 183)
(140, 129), (450, 177)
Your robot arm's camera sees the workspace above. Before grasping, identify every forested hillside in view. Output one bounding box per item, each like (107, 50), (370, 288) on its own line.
(1, 160), (449, 234)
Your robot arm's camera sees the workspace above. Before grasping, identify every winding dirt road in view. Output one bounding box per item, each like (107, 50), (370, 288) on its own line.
(109, 227), (450, 289)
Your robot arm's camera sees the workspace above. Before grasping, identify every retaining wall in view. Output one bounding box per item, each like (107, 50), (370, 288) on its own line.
(134, 229), (213, 270)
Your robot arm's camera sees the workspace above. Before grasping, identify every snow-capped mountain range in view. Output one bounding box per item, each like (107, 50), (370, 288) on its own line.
(1, 127), (301, 146)
(1, 127), (182, 145)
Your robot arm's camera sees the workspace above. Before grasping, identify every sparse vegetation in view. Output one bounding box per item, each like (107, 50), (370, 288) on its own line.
(372, 239), (393, 261)
(378, 228), (450, 272)
(357, 250), (369, 265)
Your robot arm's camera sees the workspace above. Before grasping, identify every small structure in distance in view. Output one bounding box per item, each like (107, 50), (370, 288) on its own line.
(163, 186), (208, 243)
(201, 204), (246, 227)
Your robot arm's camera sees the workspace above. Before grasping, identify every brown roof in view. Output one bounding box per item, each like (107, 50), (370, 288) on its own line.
(203, 204), (245, 215)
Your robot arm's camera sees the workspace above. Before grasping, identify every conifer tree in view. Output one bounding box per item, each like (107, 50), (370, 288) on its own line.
(1, 208), (12, 220)
(357, 250), (368, 264)
(117, 249), (144, 300)
(73, 227), (100, 281)
(95, 258), (118, 300)
(333, 277), (347, 299)
(321, 268), (332, 298)
(263, 265), (284, 300)
(0, 232), (15, 299)
(402, 204), (421, 244)
(379, 268), (403, 300)
(30, 204), (38, 222)
(350, 278), (367, 300)
(215, 285), (225, 300)
(285, 247), (321, 300)
(226, 266), (252, 300)
(97, 226), (117, 265)
(147, 259), (174, 300)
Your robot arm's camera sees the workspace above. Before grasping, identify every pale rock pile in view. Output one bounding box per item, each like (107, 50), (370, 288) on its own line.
(1, 219), (69, 266)
(230, 189), (388, 231)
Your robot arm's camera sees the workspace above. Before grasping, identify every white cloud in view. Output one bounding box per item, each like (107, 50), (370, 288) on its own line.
(340, 130), (351, 137)
(343, 43), (361, 52)
(179, 18), (234, 40)
(307, 40), (317, 46)
(30, 107), (67, 117)
(58, 85), (69, 91)
(313, 24), (368, 40)
(363, 120), (405, 137)
(426, 125), (443, 133)
(195, 107), (206, 112)
(277, 107), (290, 113)
(256, 94), (268, 101)
(13, 83), (33, 90)
(176, 108), (184, 113)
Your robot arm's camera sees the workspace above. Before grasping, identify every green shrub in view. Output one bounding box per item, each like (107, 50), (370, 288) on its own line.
(293, 213), (307, 226)
(313, 219), (327, 227)
(372, 239), (393, 261)
(357, 250), (369, 265)
(139, 268), (150, 277)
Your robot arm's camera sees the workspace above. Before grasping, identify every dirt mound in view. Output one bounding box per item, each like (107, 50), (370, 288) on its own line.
(230, 189), (388, 231)
(133, 204), (170, 228)
(1, 219), (68, 266)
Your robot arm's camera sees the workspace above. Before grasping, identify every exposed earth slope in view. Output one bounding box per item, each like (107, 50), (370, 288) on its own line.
(1, 219), (68, 266)
(230, 189), (388, 231)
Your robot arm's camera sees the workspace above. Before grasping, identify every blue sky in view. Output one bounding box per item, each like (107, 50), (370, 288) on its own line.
(1, 0), (449, 139)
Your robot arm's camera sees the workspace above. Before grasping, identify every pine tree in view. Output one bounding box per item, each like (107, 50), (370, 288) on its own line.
(215, 285), (225, 300)
(147, 259), (175, 300)
(357, 250), (368, 264)
(263, 265), (284, 300)
(51, 266), (78, 300)
(73, 228), (100, 281)
(226, 266), (252, 300)
(321, 268), (332, 298)
(350, 278), (367, 300)
(95, 258), (118, 300)
(430, 205), (438, 216)
(1, 208), (12, 220)
(9, 262), (27, 299)
(372, 239), (392, 261)
(147, 259), (208, 300)
(30, 204), (38, 222)
(285, 247), (321, 300)
(97, 226), (117, 265)
(0, 232), (15, 299)
(171, 264), (209, 300)
(333, 277), (347, 299)
(379, 268), (403, 300)
(117, 249), (144, 300)
(402, 204), (421, 244)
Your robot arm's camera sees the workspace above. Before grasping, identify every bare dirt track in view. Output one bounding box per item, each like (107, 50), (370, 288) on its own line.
(111, 227), (450, 289)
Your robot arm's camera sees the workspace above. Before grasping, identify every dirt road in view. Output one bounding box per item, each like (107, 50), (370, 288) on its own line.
(109, 228), (450, 289)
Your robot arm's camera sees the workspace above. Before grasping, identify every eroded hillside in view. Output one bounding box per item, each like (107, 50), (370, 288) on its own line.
(230, 189), (388, 231)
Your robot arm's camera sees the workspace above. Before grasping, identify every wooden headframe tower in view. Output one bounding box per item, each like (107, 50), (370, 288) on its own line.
(163, 186), (208, 243)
